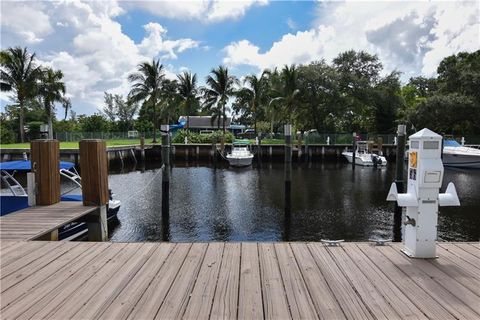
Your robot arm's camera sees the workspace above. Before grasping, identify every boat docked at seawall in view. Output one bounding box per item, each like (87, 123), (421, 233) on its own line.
(442, 139), (480, 169)
(0, 160), (120, 239)
(226, 140), (254, 167)
(342, 141), (387, 167)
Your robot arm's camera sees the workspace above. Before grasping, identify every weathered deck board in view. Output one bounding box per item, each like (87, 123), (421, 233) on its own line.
(0, 202), (97, 241)
(1, 241), (479, 320)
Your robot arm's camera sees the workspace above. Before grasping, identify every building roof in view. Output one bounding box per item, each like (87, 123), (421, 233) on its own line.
(409, 128), (442, 139)
(178, 116), (232, 129)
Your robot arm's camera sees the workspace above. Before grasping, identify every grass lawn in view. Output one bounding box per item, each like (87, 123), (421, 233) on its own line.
(0, 139), (143, 149)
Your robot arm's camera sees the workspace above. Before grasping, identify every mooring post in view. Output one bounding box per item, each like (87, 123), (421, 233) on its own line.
(284, 124), (292, 240)
(31, 140), (61, 205)
(79, 139), (109, 241)
(352, 132), (357, 170)
(393, 125), (406, 242)
(140, 135), (145, 162)
(257, 134), (262, 165)
(161, 125), (170, 241)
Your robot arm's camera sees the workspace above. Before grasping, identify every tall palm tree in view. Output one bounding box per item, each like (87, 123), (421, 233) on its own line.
(0, 47), (42, 142)
(128, 59), (165, 143)
(269, 64), (300, 124)
(203, 66), (238, 133)
(235, 72), (268, 134)
(38, 68), (65, 139)
(177, 71), (199, 129)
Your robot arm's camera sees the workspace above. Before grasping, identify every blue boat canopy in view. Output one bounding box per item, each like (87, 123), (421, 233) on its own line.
(443, 139), (461, 147)
(0, 160), (75, 171)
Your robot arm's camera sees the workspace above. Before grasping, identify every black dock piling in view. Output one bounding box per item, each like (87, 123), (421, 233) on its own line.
(393, 124), (406, 242)
(284, 124), (292, 240)
(161, 125), (170, 241)
(352, 132), (357, 170)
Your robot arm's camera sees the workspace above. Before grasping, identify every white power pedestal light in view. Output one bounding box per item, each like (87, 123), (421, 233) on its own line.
(386, 128), (460, 258)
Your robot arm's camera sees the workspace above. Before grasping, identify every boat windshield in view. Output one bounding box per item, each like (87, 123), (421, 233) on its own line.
(443, 140), (461, 147)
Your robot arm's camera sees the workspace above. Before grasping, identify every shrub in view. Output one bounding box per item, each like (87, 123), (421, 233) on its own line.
(1, 127), (16, 144)
(172, 129), (234, 144)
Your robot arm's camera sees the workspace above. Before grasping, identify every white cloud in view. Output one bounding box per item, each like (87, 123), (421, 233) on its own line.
(1, 1), (53, 43)
(126, 0), (268, 22)
(224, 1), (480, 79)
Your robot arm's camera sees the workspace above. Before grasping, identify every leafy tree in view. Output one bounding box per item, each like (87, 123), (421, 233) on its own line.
(177, 71), (200, 129)
(62, 97), (72, 120)
(38, 67), (65, 138)
(203, 66), (238, 133)
(0, 47), (42, 142)
(102, 92), (117, 121)
(128, 59), (165, 143)
(269, 65), (300, 124)
(233, 72), (269, 133)
(78, 114), (109, 132)
(103, 93), (138, 131)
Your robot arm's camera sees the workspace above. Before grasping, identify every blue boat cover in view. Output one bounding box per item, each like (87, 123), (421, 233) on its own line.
(443, 140), (461, 147)
(60, 194), (83, 201)
(0, 196), (29, 216)
(0, 160), (75, 171)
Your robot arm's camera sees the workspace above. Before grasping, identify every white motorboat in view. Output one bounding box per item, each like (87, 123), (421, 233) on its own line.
(226, 140), (254, 167)
(342, 141), (387, 167)
(442, 139), (480, 169)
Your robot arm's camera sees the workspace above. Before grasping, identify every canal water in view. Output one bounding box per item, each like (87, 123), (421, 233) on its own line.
(108, 162), (480, 242)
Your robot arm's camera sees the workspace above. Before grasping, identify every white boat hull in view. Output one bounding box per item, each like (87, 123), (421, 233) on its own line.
(443, 152), (480, 169)
(342, 152), (387, 167)
(226, 155), (253, 167)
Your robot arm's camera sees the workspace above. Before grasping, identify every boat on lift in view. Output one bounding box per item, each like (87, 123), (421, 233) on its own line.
(342, 141), (387, 167)
(0, 160), (120, 239)
(226, 140), (254, 167)
(442, 139), (480, 169)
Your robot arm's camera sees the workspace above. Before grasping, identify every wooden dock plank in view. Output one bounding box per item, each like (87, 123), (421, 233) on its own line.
(290, 243), (346, 319)
(274, 243), (318, 319)
(5, 243), (124, 320)
(327, 245), (401, 319)
(0, 241), (479, 320)
(378, 245), (479, 319)
(0, 242), (103, 309)
(308, 243), (374, 319)
(70, 243), (158, 320)
(258, 243), (291, 320)
(0, 202), (97, 241)
(183, 243), (224, 319)
(154, 243), (208, 320)
(455, 242), (480, 258)
(210, 243), (241, 320)
(238, 242), (263, 320)
(126, 243), (192, 320)
(96, 243), (175, 320)
(439, 243), (480, 270)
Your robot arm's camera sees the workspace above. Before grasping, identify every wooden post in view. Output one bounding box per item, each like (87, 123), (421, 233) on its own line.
(161, 125), (170, 241)
(393, 125), (406, 242)
(352, 132), (356, 170)
(31, 140), (61, 205)
(79, 139), (109, 241)
(284, 124), (292, 241)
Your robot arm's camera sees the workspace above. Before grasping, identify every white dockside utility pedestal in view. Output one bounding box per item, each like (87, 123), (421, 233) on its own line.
(387, 128), (460, 258)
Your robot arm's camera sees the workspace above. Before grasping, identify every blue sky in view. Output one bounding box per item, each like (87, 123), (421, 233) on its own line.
(1, 1), (479, 117)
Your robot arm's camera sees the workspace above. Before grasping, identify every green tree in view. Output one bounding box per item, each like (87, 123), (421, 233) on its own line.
(203, 66), (238, 133)
(0, 47), (42, 142)
(78, 114), (109, 132)
(38, 67), (66, 138)
(269, 65), (300, 124)
(233, 72), (269, 134)
(177, 71), (200, 129)
(128, 59), (165, 143)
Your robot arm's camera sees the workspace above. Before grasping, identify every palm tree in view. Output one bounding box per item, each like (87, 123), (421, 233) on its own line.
(128, 59), (165, 143)
(0, 47), (42, 142)
(62, 97), (72, 120)
(38, 68), (66, 139)
(235, 72), (268, 134)
(177, 71), (199, 129)
(269, 64), (300, 124)
(203, 66), (238, 133)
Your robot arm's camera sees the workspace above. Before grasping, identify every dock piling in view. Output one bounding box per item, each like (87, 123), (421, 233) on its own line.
(161, 125), (170, 241)
(284, 125), (292, 240)
(352, 132), (356, 170)
(393, 125), (406, 242)
(79, 139), (109, 241)
(31, 139), (61, 205)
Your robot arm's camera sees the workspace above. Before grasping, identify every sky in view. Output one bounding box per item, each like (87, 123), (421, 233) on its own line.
(1, 0), (479, 117)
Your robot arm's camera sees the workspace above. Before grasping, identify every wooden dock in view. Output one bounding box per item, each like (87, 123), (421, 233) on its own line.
(0, 202), (97, 241)
(1, 241), (478, 319)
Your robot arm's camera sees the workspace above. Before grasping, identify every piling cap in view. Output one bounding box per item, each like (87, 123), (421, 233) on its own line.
(409, 128), (442, 140)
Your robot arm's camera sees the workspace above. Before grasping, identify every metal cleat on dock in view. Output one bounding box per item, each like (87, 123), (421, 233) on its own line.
(368, 238), (392, 246)
(320, 239), (345, 246)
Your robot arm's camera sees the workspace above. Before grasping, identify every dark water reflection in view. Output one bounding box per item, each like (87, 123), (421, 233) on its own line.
(108, 162), (480, 242)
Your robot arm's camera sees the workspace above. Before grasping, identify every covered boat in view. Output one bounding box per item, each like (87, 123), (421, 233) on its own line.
(226, 139), (254, 167)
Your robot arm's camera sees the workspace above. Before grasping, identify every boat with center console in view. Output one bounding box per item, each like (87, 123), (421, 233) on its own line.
(342, 141), (387, 167)
(226, 140), (254, 167)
